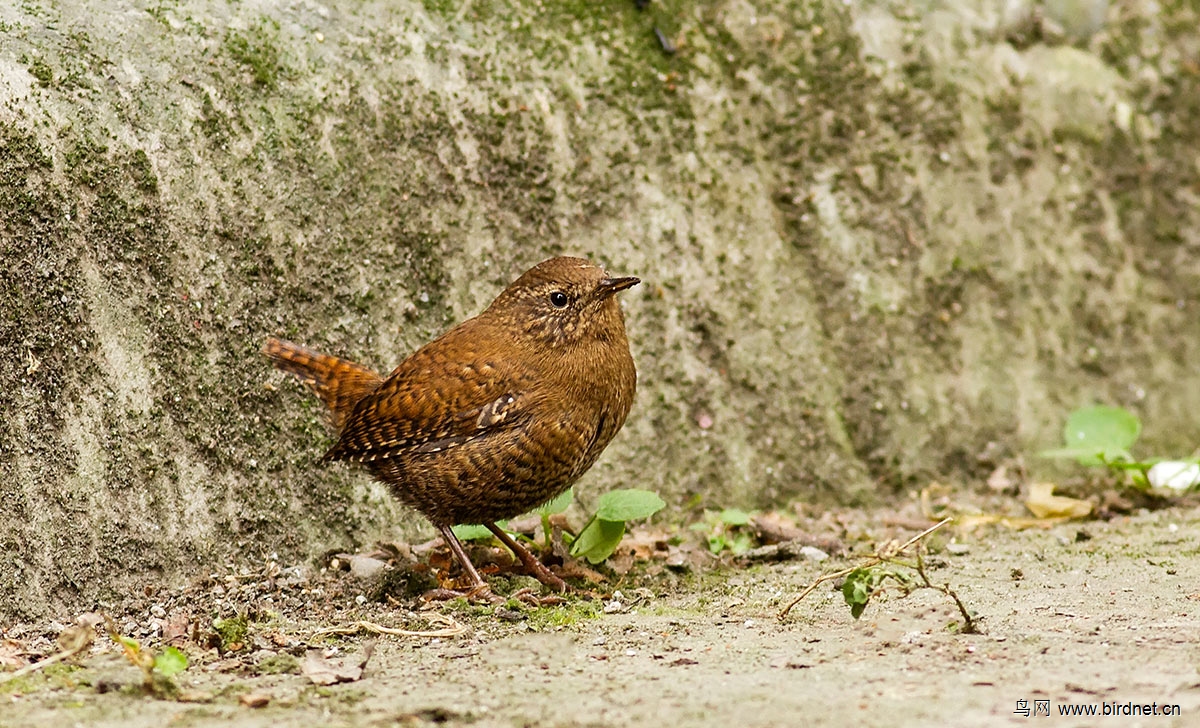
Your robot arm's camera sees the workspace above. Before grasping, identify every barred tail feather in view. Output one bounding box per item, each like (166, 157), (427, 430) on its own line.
(263, 338), (383, 430)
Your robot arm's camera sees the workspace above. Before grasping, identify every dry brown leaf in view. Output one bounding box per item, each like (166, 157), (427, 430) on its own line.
(1025, 482), (1092, 519)
(302, 641), (375, 686)
(607, 549), (635, 575)
(163, 613), (191, 646)
(751, 511), (806, 544)
(1, 614), (102, 685)
(623, 528), (673, 558)
(0, 639), (28, 669)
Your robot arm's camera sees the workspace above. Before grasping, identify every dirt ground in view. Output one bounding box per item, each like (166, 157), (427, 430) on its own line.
(3, 504), (1199, 728)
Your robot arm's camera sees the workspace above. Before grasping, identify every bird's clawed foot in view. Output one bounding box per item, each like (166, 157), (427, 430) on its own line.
(519, 559), (569, 593)
(484, 522), (569, 593)
(507, 587), (568, 607)
(421, 583), (502, 604)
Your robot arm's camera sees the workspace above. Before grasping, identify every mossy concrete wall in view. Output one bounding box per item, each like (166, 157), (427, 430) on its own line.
(2, 0), (1198, 619)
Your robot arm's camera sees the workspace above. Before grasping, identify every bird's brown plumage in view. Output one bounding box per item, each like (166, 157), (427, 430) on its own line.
(264, 256), (638, 592)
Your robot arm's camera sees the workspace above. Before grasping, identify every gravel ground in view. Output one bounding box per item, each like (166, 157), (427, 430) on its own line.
(3, 505), (1199, 728)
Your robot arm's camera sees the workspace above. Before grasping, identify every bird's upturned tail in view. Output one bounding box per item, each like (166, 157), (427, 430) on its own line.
(263, 338), (383, 430)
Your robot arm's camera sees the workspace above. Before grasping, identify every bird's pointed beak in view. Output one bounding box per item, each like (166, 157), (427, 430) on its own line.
(597, 276), (640, 296)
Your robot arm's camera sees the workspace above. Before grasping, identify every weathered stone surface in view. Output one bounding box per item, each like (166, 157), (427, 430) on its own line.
(2, 0), (1198, 619)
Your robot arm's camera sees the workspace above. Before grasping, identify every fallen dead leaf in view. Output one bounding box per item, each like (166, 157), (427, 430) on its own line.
(751, 512), (806, 544)
(664, 542), (714, 571)
(1, 614), (101, 685)
(302, 640), (376, 686)
(1025, 482), (1092, 519)
(163, 613), (191, 645)
(617, 528), (673, 560)
(58, 613), (102, 654)
(0, 640), (28, 669)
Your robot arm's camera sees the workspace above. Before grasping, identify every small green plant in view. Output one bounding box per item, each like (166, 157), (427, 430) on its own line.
(523, 599), (603, 629)
(689, 508), (756, 555)
(779, 519), (977, 633)
(536, 487), (574, 547)
(450, 488), (665, 566)
(569, 489), (666, 564)
(1040, 405), (1199, 489)
(104, 617), (188, 695)
(451, 523), (504, 541)
(1040, 405), (1144, 470)
(840, 567), (887, 619)
(212, 615), (249, 652)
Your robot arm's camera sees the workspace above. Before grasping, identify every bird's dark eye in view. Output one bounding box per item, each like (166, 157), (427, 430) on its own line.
(549, 291), (569, 308)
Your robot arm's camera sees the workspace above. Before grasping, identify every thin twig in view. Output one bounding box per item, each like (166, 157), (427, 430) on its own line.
(913, 547), (977, 633)
(0, 648), (79, 684)
(312, 614), (467, 640)
(892, 518), (954, 555)
(0, 617), (100, 685)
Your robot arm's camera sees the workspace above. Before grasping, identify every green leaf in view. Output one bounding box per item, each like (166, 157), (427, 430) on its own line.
(842, 568), (876, 620)
(153, 646), (188, 677)
(594, 489), (666, 522)
(728, 533), (754, 555)
(570, 518), (626, 564)
(1039, 446), (1105, 460)
(116, 635), (140, 651)
(537, 488), (573, 516)
(719, 508), (752, 526)
(451, 522), (506, 541)
(706, 534), (728, 554)
(1058, 406), (1141, 465)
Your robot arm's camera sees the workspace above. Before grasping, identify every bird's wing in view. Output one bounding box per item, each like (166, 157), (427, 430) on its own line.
(323, 327), (538, 463)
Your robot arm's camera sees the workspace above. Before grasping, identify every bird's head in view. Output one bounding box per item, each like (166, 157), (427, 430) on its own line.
(486, 256), (639, 349)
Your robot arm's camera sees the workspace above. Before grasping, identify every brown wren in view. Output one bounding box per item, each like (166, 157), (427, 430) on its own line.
(263, 256), (639, 594)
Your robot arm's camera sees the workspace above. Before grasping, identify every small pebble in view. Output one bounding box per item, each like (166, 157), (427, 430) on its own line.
(496, 608), (525, 622)
(946, 543), (970, 555)
(1147, 461), (1200, 490)
(239, 693), (270, 708)
(349, 555), (389, 581)
(799, 546), (829, 562)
